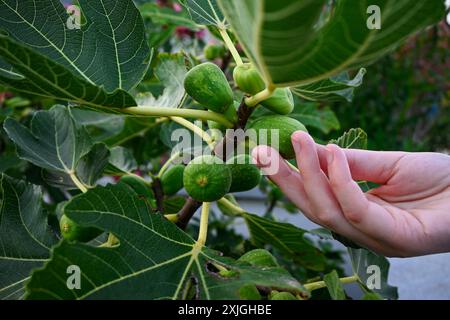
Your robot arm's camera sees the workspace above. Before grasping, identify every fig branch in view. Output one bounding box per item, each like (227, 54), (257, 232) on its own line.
(304, 275), (360, 292)
(217, 197), (246, 215)
(123, 106), (234, 128)
(69, 171), (88, 193)
(245, 86), (276, 107)
(176, 197), (202, 230)
(157, 151), (182, 178)
(151, 177), (165, 214)
(197, 202), (211, 246)
(236, 97), (254, 129)
(218, 27), (243, 66)
(170, 116), (216, 150)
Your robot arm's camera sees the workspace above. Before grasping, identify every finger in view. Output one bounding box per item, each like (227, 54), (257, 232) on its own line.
(326, 144), (396, 239)
(291, 133), (391, 250)
(252, 145), (308, 209)
(291, 131), (345, 228)
(317, 144), (407, 184)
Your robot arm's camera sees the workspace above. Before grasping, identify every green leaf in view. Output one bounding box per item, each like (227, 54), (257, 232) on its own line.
(323, 270), (346, 300)
(290, 103), (340, 134)
(349, 249), (397, 299)
(4, 105), (107, 190)
(103, 117), (156, 147)
(218, 0), (445, 87)
(180, 0), (225, 26)
(0, 36), (137, 109)
(242, 212), (326, 271)
(0, 174), (57, 300)
(70, 143), (110, 187)
(43, 143), (110, 189)
(26, 182), (308, 300)
(140, 3), (199, 29)
(71, 109), (126, 142)
(4, 105), (92, 172)
(292, 69), (366, 102)
(0, 0), (150, 92)
(136, 53), (188, 108)
(330, 128), (368, 150)
(105, 146), (138, 175)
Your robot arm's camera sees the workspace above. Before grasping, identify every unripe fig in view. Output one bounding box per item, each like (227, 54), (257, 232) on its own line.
(233, 63), (266, 95)
(161, 164), (185, 196)
(204, 44), (225, 60)
(270, 291), (298, 300)
(261, 88), (294, 115)
(184, 62), (233, 113)
(226, 154), (261, 193)
(237, 249), (279, 267)
(60, 214), (102, 242)
(248, 115), (307, 159)
(183, 155), (232, 202)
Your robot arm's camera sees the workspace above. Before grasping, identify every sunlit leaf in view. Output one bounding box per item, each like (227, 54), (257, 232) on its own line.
(292, 69), (367, 102)
(180, 0), (225, 27)
(136, 53), (188, 108)
(219, 0), (445, 87)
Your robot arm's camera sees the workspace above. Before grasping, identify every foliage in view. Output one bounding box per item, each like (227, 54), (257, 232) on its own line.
(0, 0), (446, 300)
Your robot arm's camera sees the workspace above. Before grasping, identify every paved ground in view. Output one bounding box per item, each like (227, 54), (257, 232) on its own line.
(221, 197), (450, 300)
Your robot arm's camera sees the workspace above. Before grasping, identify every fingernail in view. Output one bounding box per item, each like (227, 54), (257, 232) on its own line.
(252, 147), (271, 167)
(291, 131), (304, 143)
(291, 131), (303, 153)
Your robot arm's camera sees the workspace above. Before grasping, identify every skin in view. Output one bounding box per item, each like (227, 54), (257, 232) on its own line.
(252, 131), (450, 257)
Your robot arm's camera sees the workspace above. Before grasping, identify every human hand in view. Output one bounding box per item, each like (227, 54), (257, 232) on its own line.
(252, 131), (450, 257)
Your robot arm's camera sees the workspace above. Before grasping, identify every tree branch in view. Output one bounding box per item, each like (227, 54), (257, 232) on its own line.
(176, 197), (202, 230)
(236, 97), (254, 129)
(220, 51), (232, 72)
(151, 177), (165, 214)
